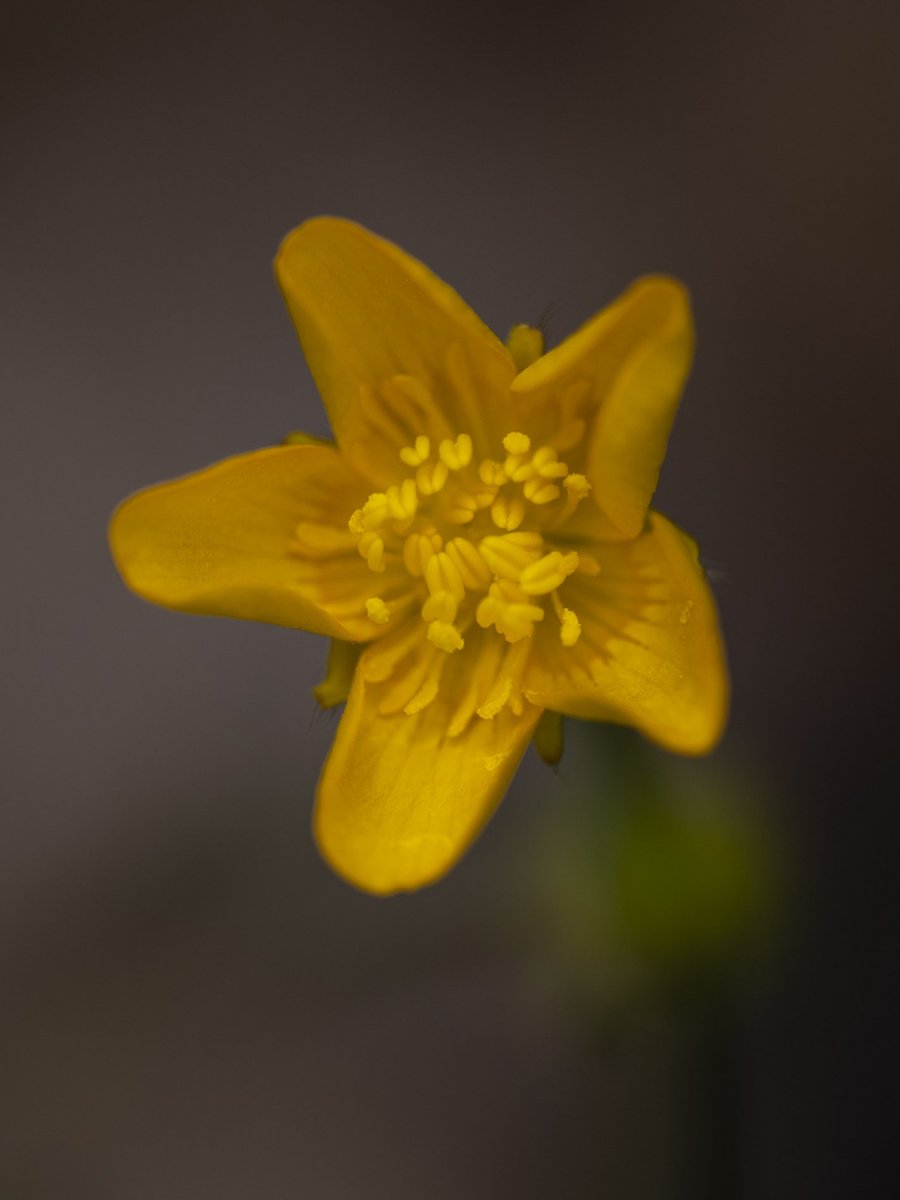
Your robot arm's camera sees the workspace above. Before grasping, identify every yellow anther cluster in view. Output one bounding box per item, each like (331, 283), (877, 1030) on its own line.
(348, 426), (595, 687)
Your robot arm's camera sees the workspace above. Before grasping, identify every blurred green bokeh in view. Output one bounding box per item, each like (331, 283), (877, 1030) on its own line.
(524, 724), (783, 1012)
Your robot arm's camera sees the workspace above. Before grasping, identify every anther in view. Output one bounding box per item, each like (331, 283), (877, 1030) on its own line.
(552, 591), (582, 646)
(358, 531), (386, 573)
(490, 495), (526, 531)
(479, 534), (541, 581)
(518, 551), (580, 595)
(438, 433), (473, 471)
(476, 580), (545, 643)
(415, 461), (449, 495)
(427, 621), (465, 653)
(502, 432), (530, 455)
(532, 446), (569, 479)
(559, 608), (582, 646)
(548, 473), (592, 528)
(445, 491), (479, 524)
(564, 473), (591, 499)
(523, 477), (561, 505)
(576, 553), (601, 576)
(425, 551), (466, 601)
(349, 492), (388, 533)
(479, 460), (508, 487)
(385, 479), (418, 522)
(366, 598), (391, 624)
(445, 537), (493, 590)
(421, 591), (459, 623)
(506, 455), (536, 483)
(402, 532), (440, 577)
(399, 435), (431, 467)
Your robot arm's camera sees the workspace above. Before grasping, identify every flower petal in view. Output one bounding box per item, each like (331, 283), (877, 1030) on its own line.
(110, 443), (405, 640)
(315, 662), (541, 894)
(524, 512), (728, 754)
(511, 277), (693, 539)
(275, 218), (516, 478)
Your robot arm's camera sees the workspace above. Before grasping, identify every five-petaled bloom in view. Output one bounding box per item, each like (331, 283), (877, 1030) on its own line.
(110, 218), (728, 895)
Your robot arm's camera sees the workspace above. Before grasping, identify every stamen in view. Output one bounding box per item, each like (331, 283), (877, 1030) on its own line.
(349, 492), (388, 533)
(402, 532), (441, 577)
(399, 435), (431, 467)
(505, 454), (536, 483)
(347, 417), (597, 713)
(532, 446), (569, 479)
(427, 621), (465, 653)
(479, 533), (541, 581)
(564, 473), (591, 499)
(438, 433), (473, 471)
(415, 461), (449, 495)
(445, 537), (493, 589)
(385, 479), (418, 522)
(476, 580), (545, 643)
(518, 550), (579, 595)
(502, 432), (531, 455)
(523, 477), (561, 505)
(421, 591), (458, 623)
(358, 531), (386, 572)
(551, 590), (582, 646)
(425, 551), (466, 600)
(444, 491), (479, 524)
(490, 495), (526, 531)
(479, 460), (508, 486)
(576, 553), (601, 576)
(560, 609), (581, 646)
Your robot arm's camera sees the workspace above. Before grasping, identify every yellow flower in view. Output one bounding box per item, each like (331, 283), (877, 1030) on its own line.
(110, 218), (728, 895)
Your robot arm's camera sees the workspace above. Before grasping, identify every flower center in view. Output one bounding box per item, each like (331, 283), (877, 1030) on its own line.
(349, 430), (594, 657)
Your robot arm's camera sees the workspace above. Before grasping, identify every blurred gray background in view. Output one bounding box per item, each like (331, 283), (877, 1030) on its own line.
(3, 1), (898, 1196)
